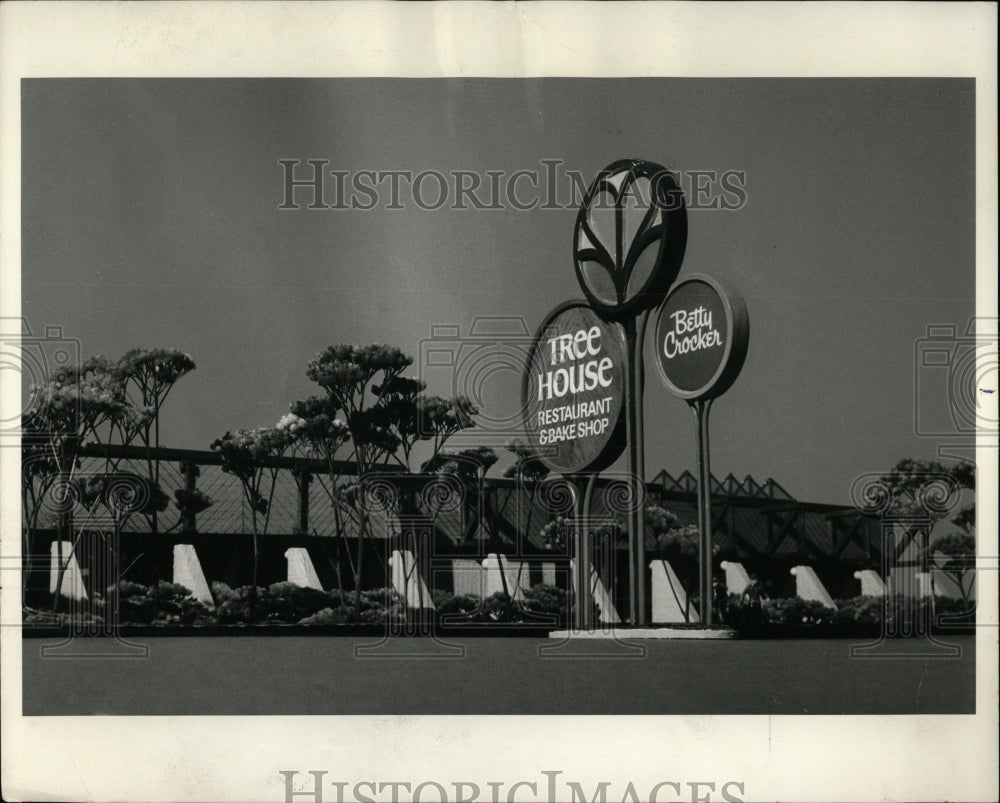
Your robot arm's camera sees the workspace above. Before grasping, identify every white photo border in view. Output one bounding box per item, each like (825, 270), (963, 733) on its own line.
(1, 3), (997, 802)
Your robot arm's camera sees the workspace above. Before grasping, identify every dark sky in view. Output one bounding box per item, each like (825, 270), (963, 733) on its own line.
(21, 78), (976, 503)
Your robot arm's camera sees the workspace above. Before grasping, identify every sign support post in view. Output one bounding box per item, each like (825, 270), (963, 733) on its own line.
(691, 397), (714, 624)
(623, 315), (646, 625)
(623, 311), (652, 626)
(570, 473), (599, 631)
(635, 310), (650, 624)
(654, 274), (750, 630)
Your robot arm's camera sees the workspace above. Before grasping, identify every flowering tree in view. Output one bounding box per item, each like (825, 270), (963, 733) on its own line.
(305, 344), (413, 467)
(22, 358), (131, 608)
(21, 349), (198, 611)
(283, 399), (353, 601)
(292, 343), (478, 618)
(114, 349), (197, 532)
(210, 424), (297, 612)
(415, 396), (479, 468)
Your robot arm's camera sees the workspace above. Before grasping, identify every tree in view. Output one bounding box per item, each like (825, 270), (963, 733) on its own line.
(301, 344), (413, 618)
(210, 424), (296, 616)
(22, 349), (199, 613)
(285, 398), (353, 603)
(878, 457), (974, 528)
(22, 357), (131, 609)
(930, 532), (976, 607)
(294, 343), (478, 620)
(879, 457), (976, 610)
(114, 348), (196, 533)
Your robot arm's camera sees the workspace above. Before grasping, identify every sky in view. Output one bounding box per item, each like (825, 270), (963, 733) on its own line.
(21, 78), (976, 504)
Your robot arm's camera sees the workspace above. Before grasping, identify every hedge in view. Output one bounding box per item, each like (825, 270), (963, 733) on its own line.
(22, 582), (976, 634)
(721, 593), (976, 636)
(22, 581), (575, 627)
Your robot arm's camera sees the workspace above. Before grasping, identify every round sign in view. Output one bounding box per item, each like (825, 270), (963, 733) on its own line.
(521, 301), (626, 474)
(573, 158), (688, 318)
(653, 274), (749, 401)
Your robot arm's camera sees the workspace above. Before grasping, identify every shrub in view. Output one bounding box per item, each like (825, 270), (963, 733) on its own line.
(358, 587), (396, 607)
(28, 575), (976, 634)
(23, 597), (106, 628)
(431, 584), (577, 625)
(477, 591), (521, 622)
(721, 590), (977, 635)
(762, 597), (836, 627)
(429, 590), (513, 622)
(435, 592), (485, 619)
(211, 584), (263, 623)
(831, 596), (883, 627)
(210, 582), (328, 624)
(147, 580), (216, 625)
(273, 581), (342, 619)
(116, 581), (157, 624)
(930, 595), (976, 620)
(357, 587), (406, 624)
(210, 581), (239, 605)
(298, 606), (354, 625)
(209, 582), (403, 624)
(99, 580), (216, 625)
(253, 581), (341, 623)
(520, 583), (569, 623)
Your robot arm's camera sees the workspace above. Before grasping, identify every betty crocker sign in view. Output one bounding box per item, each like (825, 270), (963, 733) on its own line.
(654, 274), (749, 401)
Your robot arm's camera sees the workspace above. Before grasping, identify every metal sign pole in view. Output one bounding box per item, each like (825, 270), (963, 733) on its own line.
(691, 397), (714, 625)
(582, 473), (598, 630)
(624, 315), (648, 626)
(569, 473), (600, 631)
(570, 475), (586, 631)
(634, 309), (650, 626)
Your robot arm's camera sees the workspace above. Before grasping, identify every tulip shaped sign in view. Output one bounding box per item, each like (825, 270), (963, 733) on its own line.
(522, 300), (626, 474)
(573, 158), (688, 318)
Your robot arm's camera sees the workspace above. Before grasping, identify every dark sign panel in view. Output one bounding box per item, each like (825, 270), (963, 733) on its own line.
(654, 274), (749, 401)
(522, 301), (626, 474)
